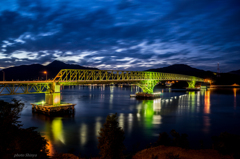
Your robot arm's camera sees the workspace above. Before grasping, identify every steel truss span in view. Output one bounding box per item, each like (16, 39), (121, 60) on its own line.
(54, 69), (204, 83)
(0, 69), (204, 95)
(0, 83), (50, 96)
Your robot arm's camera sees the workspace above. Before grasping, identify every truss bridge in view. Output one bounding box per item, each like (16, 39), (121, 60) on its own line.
(0, 69), (206, 105)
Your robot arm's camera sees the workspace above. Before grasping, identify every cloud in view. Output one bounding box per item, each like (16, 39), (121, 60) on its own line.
(0, 0), (239, 72)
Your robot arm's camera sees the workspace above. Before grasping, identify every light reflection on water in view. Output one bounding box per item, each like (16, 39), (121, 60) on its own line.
(234, 88), (237, 108)
(204, 90), (210, 114)
(52, 117), (65, 144)
(1, 86), (240, 156)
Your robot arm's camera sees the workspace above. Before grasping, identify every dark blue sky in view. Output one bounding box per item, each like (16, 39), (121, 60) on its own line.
(0, 0), (240, 72)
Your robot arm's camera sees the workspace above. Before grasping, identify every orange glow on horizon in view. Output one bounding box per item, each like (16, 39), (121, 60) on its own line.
(232, 83), (239, 86)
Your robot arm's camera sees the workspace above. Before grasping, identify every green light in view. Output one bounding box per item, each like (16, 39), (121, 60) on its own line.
(136, 80), (159, 94)
(187, 78), (196, 88)
(188, 91), (195, 111)
(137, 100), (154, 128)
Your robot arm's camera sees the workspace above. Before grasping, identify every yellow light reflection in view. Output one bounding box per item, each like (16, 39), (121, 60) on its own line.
(52, 117), (65, 144)
(188, 92), (195, 111)
(153, 115), (162, 124)
(95, 117), (102, 137)
(200, 89), (205, 96)
(204, 90), (210, 114)
(153, 98), (161, 113)
(110, 86), (114, 93)
(128, 113), (133, 133)
(80, 123), (87, 146)
(137, 113), (140, 121)
(119, 113), (124, 130)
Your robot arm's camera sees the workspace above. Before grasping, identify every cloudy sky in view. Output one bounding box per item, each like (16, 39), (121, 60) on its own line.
(0, 0), (239, 72)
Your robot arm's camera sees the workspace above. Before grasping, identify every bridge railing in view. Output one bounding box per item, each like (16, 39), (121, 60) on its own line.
(53, 69), (204, 82)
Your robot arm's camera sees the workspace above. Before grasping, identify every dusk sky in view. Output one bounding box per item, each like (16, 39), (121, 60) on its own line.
(0, 0), (239, 72)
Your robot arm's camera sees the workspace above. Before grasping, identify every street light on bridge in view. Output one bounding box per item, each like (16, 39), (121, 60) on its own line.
(44, 71), (47, 80)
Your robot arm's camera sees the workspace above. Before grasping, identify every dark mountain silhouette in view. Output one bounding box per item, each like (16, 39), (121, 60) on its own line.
(0, 62), (239, 85)
(146, 64), (240, 85)
(0, 60), (98, 81)
(228, 69), (240, 76)
(146, 64), (214, 79)
(47, 60), (90, 69)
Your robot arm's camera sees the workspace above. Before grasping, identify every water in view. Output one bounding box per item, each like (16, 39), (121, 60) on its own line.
(1, 86), (240, 156)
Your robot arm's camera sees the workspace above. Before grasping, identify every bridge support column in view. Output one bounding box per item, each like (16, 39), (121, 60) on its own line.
(45, 82), (61, 105)
(187, 80), (196, 89)
(136, 80), (159, 94)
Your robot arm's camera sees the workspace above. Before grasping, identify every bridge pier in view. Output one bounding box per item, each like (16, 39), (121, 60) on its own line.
(45, 93), (61, 105)
(45, 82), (61, 105)
(136, 80), (159, 94)
(187, 80), (196, 89)
(31, 82), (76, 115)
(186, 79), (201, 91)
(135, 80), (160, 98)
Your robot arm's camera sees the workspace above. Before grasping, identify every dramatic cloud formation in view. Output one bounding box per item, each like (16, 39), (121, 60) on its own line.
(0, 0), (239, 72)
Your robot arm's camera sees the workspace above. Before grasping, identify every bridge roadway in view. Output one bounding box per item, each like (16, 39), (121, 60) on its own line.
(0, 69), (206, 105)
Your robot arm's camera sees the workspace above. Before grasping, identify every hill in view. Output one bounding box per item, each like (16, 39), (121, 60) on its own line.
(228, 69), (240, 76)
(0, 60), (98, 81)
(146, 64), (240, 85)
(0, 62), (240, 85)
(146, 64), (215, 79)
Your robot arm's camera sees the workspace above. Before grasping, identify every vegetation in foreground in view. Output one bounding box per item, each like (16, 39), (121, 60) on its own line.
(98, 113), (125, 159)
(0, 99), (49, 159)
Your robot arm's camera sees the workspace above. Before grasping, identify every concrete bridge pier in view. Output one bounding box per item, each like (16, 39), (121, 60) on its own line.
(31, 82), (76, 115)
(45, 82), (61, 105)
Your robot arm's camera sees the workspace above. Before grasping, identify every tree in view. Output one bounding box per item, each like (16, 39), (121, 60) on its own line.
(98, 113), (125, 159)
(170, 129), (189, 149)
(156, 132), (171, 146)
(0, 99), (49, 159)
(212, 132), (240, 158)
(156, 130), (189, 148)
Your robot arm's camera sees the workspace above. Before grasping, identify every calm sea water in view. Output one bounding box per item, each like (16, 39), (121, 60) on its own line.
(1, 86), (240, 156)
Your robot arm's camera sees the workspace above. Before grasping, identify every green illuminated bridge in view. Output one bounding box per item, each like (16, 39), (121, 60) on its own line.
(0, 69), (206, 105)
